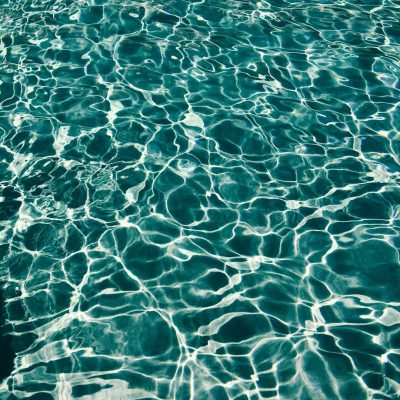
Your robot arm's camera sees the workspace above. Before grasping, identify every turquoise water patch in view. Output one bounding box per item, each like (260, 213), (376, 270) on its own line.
(1, 0), (400, 399)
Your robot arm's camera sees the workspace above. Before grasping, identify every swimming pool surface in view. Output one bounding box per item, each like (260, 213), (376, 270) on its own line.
(1, 0), (400, 399)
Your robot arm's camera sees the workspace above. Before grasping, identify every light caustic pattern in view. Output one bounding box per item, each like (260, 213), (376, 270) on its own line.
(0, 0), (400, 399)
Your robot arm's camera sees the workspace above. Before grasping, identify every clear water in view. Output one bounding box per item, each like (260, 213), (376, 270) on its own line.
(1, 0), (400, 399)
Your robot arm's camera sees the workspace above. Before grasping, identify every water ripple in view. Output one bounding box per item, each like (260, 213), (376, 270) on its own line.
(0, 0), (400, 399)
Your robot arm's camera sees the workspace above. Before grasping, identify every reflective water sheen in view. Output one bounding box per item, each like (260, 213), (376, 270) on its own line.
(1, 0), (400, 399)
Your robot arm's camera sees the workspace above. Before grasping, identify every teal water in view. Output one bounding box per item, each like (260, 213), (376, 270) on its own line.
(1, 0), (400, 399)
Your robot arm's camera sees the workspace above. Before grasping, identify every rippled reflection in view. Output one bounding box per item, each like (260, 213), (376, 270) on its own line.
(1, 0), (400, 399)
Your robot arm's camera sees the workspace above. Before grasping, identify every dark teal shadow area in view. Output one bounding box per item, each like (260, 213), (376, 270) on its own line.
(0, 285), (15, 383)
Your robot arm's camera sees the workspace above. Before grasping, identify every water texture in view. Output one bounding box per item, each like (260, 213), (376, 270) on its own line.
(0, 0), (400, 399)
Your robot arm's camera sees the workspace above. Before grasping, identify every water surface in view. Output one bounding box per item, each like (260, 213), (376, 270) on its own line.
(1, 0), (400, 399)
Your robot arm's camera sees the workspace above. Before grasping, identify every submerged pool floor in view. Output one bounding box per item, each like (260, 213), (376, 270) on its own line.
(1, 0), (400, 399)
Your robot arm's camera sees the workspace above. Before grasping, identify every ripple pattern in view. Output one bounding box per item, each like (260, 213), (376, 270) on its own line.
(1, 0), (400, 399)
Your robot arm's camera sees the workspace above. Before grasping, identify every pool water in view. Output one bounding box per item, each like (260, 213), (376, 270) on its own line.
(1, 0), (400, 399)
